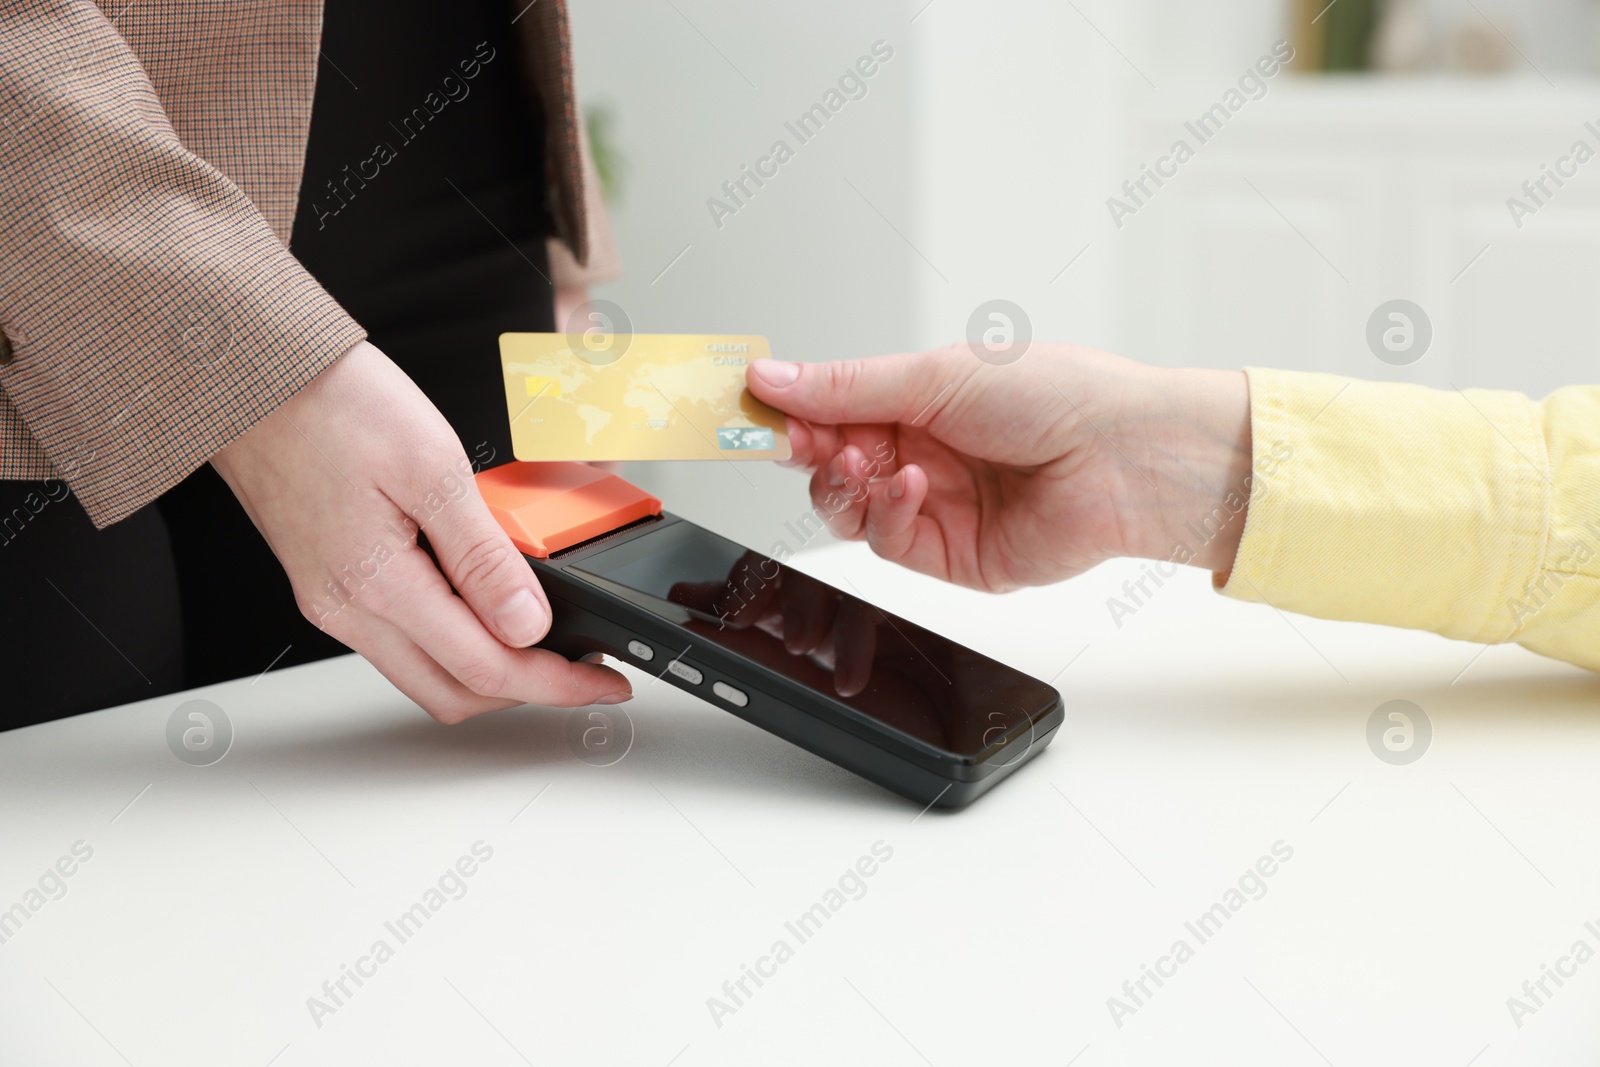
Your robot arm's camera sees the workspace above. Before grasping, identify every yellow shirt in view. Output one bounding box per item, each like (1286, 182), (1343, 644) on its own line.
(1220, 367), (1600, 671)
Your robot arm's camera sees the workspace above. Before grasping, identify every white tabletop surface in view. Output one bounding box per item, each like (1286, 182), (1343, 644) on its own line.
(2, 540), (1596, 1066)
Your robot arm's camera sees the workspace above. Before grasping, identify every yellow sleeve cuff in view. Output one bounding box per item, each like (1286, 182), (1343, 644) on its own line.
(1219, 367), (1549, 647)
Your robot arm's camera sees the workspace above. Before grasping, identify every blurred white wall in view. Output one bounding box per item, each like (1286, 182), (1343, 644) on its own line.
(571, 0), (1600, 545)
(906, 0), (1132, 358)
(568, 1), (916, 549)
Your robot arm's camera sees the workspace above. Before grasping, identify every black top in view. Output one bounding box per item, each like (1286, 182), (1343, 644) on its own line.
(290, 0), (556, 451)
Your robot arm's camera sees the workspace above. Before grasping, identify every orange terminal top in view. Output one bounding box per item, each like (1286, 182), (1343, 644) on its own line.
(475, 461), (663, 559)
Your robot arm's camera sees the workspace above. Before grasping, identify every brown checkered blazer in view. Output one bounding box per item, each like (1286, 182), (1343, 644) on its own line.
(0, 0), (617, 527)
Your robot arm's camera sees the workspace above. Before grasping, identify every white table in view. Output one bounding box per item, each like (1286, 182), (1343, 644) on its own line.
(2, 541), (1595, 1066)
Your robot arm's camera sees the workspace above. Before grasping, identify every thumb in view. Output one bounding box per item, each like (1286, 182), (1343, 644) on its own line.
(747, 350), (968, 427)
(416, 478), (551, 648)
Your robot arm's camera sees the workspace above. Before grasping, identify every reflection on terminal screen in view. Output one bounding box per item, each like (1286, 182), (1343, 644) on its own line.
(570, 521), (1057, 759)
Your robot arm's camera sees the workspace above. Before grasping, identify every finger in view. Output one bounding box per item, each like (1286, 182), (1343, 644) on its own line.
(330, 610), (521, 723)
(812, 447), (871, 540)
(663, 578), (726, 616)
(833, 597), (877, 698)
(348, 547), (632, 713)
(847, 433), (902, 481)
(816, 427), (903, 479)
(780, 569), (839, 657)
(864, 477), (957, 585)
(785, 418), (902, 479)
(778, 417), (813, 469)
(722, 549), (782, 626)
(837, 441), (892, 500)
(510, 645), (634, 710)
(747, 350), (968, 428)
(864, 465), (929, 564)
(406, 473), (553, 649)
(342, 612), (631, 725)
(668, 551), (780, 627)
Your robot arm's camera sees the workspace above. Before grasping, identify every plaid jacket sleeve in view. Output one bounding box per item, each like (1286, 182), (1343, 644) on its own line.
(0, 0), (365, 528)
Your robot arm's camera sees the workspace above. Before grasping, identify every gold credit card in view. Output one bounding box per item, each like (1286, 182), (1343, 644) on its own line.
(498, 333), (792, 462)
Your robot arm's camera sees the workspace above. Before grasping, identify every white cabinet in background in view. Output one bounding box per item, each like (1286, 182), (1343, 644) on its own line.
(1118, 77), (1600, 398)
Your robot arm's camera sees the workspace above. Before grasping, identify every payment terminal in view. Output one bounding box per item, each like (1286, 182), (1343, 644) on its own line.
(477, 461), (1064, 808)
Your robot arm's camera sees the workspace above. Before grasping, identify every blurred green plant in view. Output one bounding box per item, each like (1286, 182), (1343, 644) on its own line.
(584, 103), (624, 204)
(1322, 0), (1380, 71)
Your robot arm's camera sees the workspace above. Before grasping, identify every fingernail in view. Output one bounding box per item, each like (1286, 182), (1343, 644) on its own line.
(579, 651), (605, 664)
(751, 360), (800, 387)
(596, 691), (632, 705)
(827, 468), (846, 488)
(494, 588), (547, 646)
(888, 469), (906, 500)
